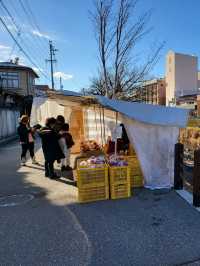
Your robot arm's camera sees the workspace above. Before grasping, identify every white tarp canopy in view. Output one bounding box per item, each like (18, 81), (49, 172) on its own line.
(96, 96), (188, 128)
(96, 96), (189, 189)
(31, 94), (189, 189)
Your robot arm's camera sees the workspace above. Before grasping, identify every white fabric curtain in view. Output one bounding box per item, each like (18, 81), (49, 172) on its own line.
(122, 115), (179, 189)
(30, 97), (66, 126)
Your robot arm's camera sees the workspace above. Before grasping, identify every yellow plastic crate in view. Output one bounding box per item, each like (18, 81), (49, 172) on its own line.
(77, 158), (108, 188)
(124, 156), (144, 188)
(109, 165), (130, 185)
(108, 165), (131, 199)
(78, 185), (109, 203)
(110, 182), (131, 199)
(77, 167), (108, 188)
(130, 175), (144, 188)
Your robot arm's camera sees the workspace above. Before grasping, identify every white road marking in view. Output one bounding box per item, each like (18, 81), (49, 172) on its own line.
(0, 194), (34, 207)
(64, 206), (92, 266)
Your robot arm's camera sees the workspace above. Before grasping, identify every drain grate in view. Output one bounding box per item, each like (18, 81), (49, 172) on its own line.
(0, 194), (34, 207)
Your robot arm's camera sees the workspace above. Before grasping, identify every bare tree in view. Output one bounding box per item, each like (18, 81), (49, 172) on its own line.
(88, 0), (164, 99)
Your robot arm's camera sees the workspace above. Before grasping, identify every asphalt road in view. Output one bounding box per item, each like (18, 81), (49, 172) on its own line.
(1, 141), (200, 265)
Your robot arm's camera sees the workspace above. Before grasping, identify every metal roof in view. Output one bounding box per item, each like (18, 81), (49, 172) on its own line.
(0, 62), (39, 78)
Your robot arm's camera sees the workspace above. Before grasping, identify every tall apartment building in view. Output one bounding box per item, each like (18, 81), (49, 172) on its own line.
(165, 51), (198, 106)
(133, 78), (166, 105)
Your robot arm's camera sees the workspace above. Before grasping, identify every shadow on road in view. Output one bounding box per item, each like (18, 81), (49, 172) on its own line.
(1, 140), (200, 265)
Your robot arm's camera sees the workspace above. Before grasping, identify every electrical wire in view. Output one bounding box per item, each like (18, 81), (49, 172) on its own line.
(18, 0), (48, 53)
(0, 16), (50, 80)
(0, 1), (48, 66)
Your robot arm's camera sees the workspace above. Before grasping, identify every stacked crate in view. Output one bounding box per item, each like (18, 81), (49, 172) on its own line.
(76, 159), (109, 203)
(109, 165), (131, 199)
(124, 156), (144, 188)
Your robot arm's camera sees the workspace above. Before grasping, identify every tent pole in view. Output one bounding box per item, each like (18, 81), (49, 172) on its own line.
(102, 107), (106, 144)
(115, 112), (118, 158)
(99, 106), (103, 147)
(94, 105), (98, 141)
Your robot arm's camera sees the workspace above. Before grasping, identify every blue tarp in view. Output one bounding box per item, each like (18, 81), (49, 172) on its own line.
(96, 96), (189, 128)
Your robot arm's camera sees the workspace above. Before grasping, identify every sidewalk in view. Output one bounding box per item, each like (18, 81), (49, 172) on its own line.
(1, 141), (200, 265)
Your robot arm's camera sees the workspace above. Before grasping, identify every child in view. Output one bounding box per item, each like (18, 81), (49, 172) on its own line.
(17, 115), (38, 166)
(59, 123), (74, 171)
(39, 117), (65, 179)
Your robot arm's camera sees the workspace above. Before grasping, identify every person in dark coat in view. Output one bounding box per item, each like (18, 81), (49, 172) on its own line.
(54, 115), (65, 133)
(120, 123), (130, 153)
(39, 117), (65, 179)
(17, 115), (38, 166)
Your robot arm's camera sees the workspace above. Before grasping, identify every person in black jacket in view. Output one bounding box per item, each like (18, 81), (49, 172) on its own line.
(17, 115), (38, 166)
(54, 115), (65, 133)
(39, 117), (65, 179)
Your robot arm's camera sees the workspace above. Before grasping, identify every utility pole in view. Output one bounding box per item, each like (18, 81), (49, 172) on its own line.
(46, 40), (57, 90)
(59, 76), (63, 90)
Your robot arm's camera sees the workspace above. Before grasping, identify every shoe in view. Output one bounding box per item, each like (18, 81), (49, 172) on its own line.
(32, 156), (39, 164)
(21, 157), (26, 166)
(67, 175), (74, 181)
(65, 165), (73, 171)
(50, 173), (60, 180)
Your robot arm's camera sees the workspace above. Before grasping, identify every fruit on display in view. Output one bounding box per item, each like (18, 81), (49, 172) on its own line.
(80, 140), (101, 152)
(108, 155), (128, 167)
(79, 156), (105, 168)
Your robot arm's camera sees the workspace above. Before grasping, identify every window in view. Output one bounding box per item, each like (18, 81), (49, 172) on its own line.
(0, 72), (19, 88)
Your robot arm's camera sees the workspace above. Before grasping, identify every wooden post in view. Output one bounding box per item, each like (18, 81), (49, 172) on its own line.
(193, 149), (200, 207)
(174, 143), (184, 190)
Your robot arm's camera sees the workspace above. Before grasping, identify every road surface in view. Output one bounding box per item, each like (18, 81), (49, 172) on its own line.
(1, 141), (200, 265)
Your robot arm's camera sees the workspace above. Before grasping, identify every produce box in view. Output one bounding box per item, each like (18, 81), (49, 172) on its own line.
(77, 165), (108, 188)
(109, 165), (130, 185)
(110, 182), (131, 200)
(108, 165), (131, 199)
(124, 156), (144, 188)
(76, 157), (109, 203)
(78, 185), (109, 203)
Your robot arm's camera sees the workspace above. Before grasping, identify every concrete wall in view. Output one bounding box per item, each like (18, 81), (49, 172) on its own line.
(0, 108), (20, 140)
(166, 51), (198, 106)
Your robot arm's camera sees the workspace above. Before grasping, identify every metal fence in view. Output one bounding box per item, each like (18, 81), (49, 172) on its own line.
(0, 108), (20, 140)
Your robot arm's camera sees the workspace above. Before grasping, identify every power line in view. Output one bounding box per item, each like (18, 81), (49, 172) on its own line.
(0, 1), (48, 63)
(0, 1), (50, 79)
(18, 0), (47, 53)
(0, 16), (50, 80)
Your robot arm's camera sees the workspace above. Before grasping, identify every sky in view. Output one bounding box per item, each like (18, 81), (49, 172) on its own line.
(0, 0), (200, 92)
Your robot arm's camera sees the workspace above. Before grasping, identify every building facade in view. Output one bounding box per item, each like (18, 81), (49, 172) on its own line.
(165, 51), (198, 106)
(0, 61), (38, 114)
(0, 61), (39, 142)
(132, 78), (166, 105)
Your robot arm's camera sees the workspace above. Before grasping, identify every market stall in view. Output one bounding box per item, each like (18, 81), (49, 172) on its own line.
(31, 91), (189, 202)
